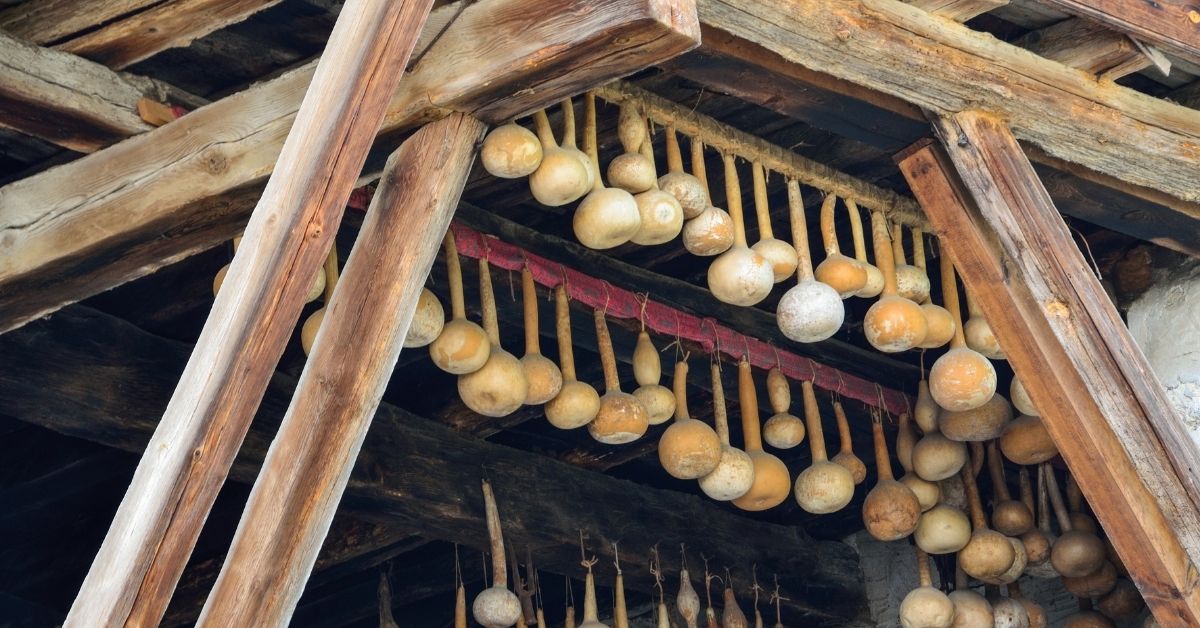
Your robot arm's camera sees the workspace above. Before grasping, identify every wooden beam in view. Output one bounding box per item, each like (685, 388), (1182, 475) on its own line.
(1170, 79), (1200, 108)
(0, 307), (870, 626)
(0, 30), (152, 151)
(0, 0), (159, 45)
(199, 113), (482, 625)
(1015, 17), (1150, 79)
(64, 2), (435, 625)
(1036, 0), (1200, 69)
(0, 0), (701, 335)
(905, 0), (1008, 22)
(895, 113), (1200, 625)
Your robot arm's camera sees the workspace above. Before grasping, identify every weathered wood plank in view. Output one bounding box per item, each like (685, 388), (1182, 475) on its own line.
(0, 307), (870, 626)
(0, 0), (158, 45)
(64, 2), (435, 625)
(199, 113), (483, 626)
(0, 0), (701, 335)
(1036, 0), (1200, 69)
(895, 115), (1200, 626)
(0, 30), (151, 152)
(905, 0), (1008, 22)
(1015, 17), (1149, 78)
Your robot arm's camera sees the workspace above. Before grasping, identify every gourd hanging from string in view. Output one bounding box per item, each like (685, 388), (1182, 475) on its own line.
(777, 180), (844, 343)
(915, 367), (940, 434)
(404, 286), (445, 349)
(649, 546), (670, 628)
(723, 569), (749, 628)
(300, 243), (340, 355)
(630, 122), (684, 246)
(928, 252), (996, 412)
(430, 232), (491, 374)
(912, 230), (954, 349)
(891, 223), (931, 304)
(473, 480), (522, 627)
(999, 413), (1057, 465)
(939, 394), (1012, 443)
(814, 195), (868, 298)
(588, 309), (649, 444)
(455, 547), (467, 628)
(1009, 376), (1038, 417)
(987, 441), (1033, 536)
(911, 420), (967, 482)
(897, 412), (941, 512)
(794, 380), (855, 514)
(614, 543), (629, 628)
(577, 537), (611, 628)
(731, 359), (791, 512)
(707, 153), (774, 306)
(214, 235), (325, 303)
(677, 545), (701, 628)
(1095, 579), (1144, 621)
(1017, 466), (1052, 568)
(1061, 599), (1114, 628)
(762, 366), (805, 450)
(698, 359), (755, 501)
(608, 103), (656, 194)
(659, 357), (722, 480)
(458, 256), (529, 417)
(898, 546), (955, 628)
(914, 496), (971, 555)
(682, 139), (734, 257)
(749, 163), (798, 283)
(949, 562), (994, 627)
(659, 126), (709, 219)
(528, 102), (591, 207)
(565, 576), (577, 628)
(990, 587), (1030, 628)
(545, 284), (601, 429)
(963, 290), (1005, 360)
(957, 455), (1017, 582)
(864, 210), (928, 352)
(482, 119), (543, 179)
(830, 399), (867, 485)
(574, 92), (641, 250)
(846, 201), (883, 298)
(1045, 464), (1105, 578)
(632, 324), (675, 425)
(1007, 582), (1047, 628)
(520, 268), (562, 405)
(862, 410), (921, 541)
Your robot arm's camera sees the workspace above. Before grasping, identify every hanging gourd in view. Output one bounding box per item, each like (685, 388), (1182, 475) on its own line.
(731, 359), (791, 512)
(862, 411), (921, 541)
(846, 200), (883, 299)
(659, 358), (722, 479)
(912, 231), (954, 349)
(1095, 579), (1144, 621)
(1009, 377), (1038, 417)
(864, 211), (928, 352)
(762, 366), (805, 450)
(545, 284), (601, 429)
(430, 232), (491, 374)
(682, 139), (734, 257)
(698, 360), (755, 501)
(677, 545), (701, 628)
(630, 124), (684, 246)
(519, 268), (562, 405)
(659, 127), (708, 219)
(948, 563), (994, 627)
(1061, 601), (1114, 628)
(608, 103), (655, 194)
(928, 253), (996, 412)
(911, 423), (967, 482)
(723, 572), (749, 628)
(891, 223), (931, 304)
(988, 588), (1030, 628)
(215, 235), (325, 303)
(1017, 467), (1052, 567)
(999, 415), (1057, 465)
(899, 547), (955, 628)
(473, 481), (522, 628)
(777, 180), (844, 343)
(938, 394), (1013, 443)
(404, 287), (445, 349)
(1045, 464), (1106, 578)
(749, 163), (797, 283)
(528, 102), (591, 207)
(831, 400), (867, 485)
(614, 544), (629, 628)
(1063, 560), (1118, 599)
(914, 499), (971, 555)
(794, 381), (855, 514)
(915, 374), (940, 434)
(963, 291), (1005, 360)
(707, 154), (774, 306)
(957, 460), (1017, 582)
(458, 257), (529, 417)
(482, 121), (543, 179)
(897, 413), (941, 512)
(300, 243), (340, 355)
(814, 195), (868, 298)
(588, 309), (649, 444)
(1007, 582), (1047, 628)
(987, 441), (1033, 536)
(632, 328), (675, 425)
(574, 92), (641, 250)
(578, 551), (610, 628)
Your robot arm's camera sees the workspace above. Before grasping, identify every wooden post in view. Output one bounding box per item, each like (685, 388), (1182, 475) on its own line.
(197, 113), (483, 626)
(63, 1), (435, 625)
(895, 112), (1200, 625)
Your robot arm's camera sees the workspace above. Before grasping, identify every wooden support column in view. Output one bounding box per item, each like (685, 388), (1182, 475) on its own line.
(895, 112), (1200, 625)
(198, 113), (483, 625)
(63, 1), (435, 626)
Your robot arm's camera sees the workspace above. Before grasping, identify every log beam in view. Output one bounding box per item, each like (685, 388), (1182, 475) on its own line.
(0, 0), (701, 335)
(905, 0), (1008, 22)
(895, 113), (1200, 625)
(64, 2), (435, 625)
(1036, 0), (1200, 70)
(0, 0), (159, 45)
(1014, 18), (1150, 80)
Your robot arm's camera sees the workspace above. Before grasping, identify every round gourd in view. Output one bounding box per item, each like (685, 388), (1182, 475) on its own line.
(929, 256), (996, 411)
(1010, 376), (1038, 416)
(1096, 579), (1143, 620)
(915, 503), (971, 554)
(762, 367), (805, 449)
(999, 415), (1057, 465)
(731, 360), (791, 512)
(891, 223), (931, 303)
(403, 287), (444, 348)
(986, 441), (1033, 536)
(473, 481), (523, 628)
(588, 310), (649, 445)
(1007, 583), (1046, 628)
(958, 463), (1017, 581)
(458, 258), (528, 417)
(528, 104), (591, 207)
(949, 589), (992, 628)
(1063, 560), (1117, 598)
(706, 154), (773, 306)
(939, 393), (1012, 442)
(481, 122), (543, 179)
(430, 233), (491, 374)
(658, 359), (721, 480)
(630, 132), (684, 246)
(749, 162), (797, 282)
(300, 244), (342, 355)
(518, 268), (562, 404)
(631, 330), (675, 425)
(681, 138), (734, 257)
(574, 93), (640, 250)
(814, 195), (868, 297)
(544, 285), (600, 429)
(658, 126), (708, 219)
(864, 211), (928, 352)
(913, 432), (967, 482)
(963, 293), (1005, 360)
(863, 414), (921, 541)
(990, 596), (1030, 628)
(900, 548), (955, 628)
(1045, 466), (1106, 578)
(794, 381), (855, 514)
(698, 361), (755, 501)
(607, 103), (655, 194)
(777, 179), (844, 343)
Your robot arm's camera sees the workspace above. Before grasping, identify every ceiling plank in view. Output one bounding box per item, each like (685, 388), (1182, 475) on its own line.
(904, 0), (1008, 22)
(1036, 0), (1200, 70)
(0, 0), (702, 335)
(0, 0), (159, 45)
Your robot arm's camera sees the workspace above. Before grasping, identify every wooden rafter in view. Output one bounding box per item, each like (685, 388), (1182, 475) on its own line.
(895, 114), (1200, 625)
(905, 0), (1008, 22)
(0, 0), (160, 45)
(1036, 0), (1200, 70)
(1015, 17), (1153, 79)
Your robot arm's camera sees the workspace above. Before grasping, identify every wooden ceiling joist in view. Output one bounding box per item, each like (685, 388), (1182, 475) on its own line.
(1036, 0), (1200, 70)
(905, 0), (1008, 22)
(0, 0), (702, 336)
(0, 307), (870, 626)
(1015, 17), (1154, 80)
(0, 0), (161, 45)
(896, 114), (1200, 625)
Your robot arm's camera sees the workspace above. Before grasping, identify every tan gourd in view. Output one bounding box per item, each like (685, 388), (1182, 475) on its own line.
(863, 413), (921, 541)
(846, 200), (883, 298)
(458, 258), (529, 417)
(578, 554), (611, 628)
(830, 401), (866, 484)
(999, 415), (1057, 465)
(963, 292), (1005, 360)
(682, 139), (734, 257)
(482, 122), (543, 179)
(300, 244), (340, 355)
(1017, 466), (1051, 566)
(794, 381), (855, 513)
(749, 163), (797, 282)
(1063, 560), (1117, 598)
(1009, 376), (1038, 417)
(988, 588), (1030, 628)
(957, 461), (1018, 581)
(545, 285), (601, 429)
(938, 394), (1012, 443)
(1095, 579), (1143, 620)
(1045, 464), (1106, 578)
(897, 413), (941, 512)
(588, 310), (649, 444)
(915, 502), (971, 555)
(707, 154), (774, 306)
(912, 428), (968, 482)
(565, 577), (577, 628)
(949, 563), (993, 628)
(456, 578), (467, 628)
(614, 544), (629, 628)
(1006, 583), (1046, 628)
(987, 441), (1033, 536)
(632, 330), (676, 425)
(982, 536), (1028, 586)
(1024, 464), (1060, 579)
(473, 481), (523, 627)
(698, 361), (755, 501)
(659, 358), (722, 479)
(607, 103), (655, 194)
(677, 546), (701, 628)
(777, 179), (844, 343)
(519, 269), (562, 405)
(529, 103), (591, 207)
(404, 287), (445, 348)
(762, 367), (805, 449)
(891, 223), (931, 303)
(659, 127), (708, 219)
(915, 377), (940, 434)
(732, 359), (791, 511)
(630, 126), (684, 246)
(216, 235), (324, 303)
(723, 576), (749, 628)
(1063, 599), (1114, 628)
(864, 211), (928, 352)
(929, 255), (996, 412)
(430, 233), (491, 374)
(912, 232), (953, 349)
(900, 547), (955, 628)
(574, 93), (640, 250)
(814, 195), (868, 298)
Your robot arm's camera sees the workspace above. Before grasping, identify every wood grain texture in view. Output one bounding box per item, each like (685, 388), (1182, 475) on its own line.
(895, 115), (1200, 626)
(198, 113), (483, 626)
(55, 0), (283, 70)
(0, 30), (151, 151)
(0, 0), (701, 335)
(1015, 17), (1148, 77)
(0, 307), (870, 626)
(905, 0), (1008, 22)
(0, 0), (158, 45)
(63, 1), (435, 625)
(1037, 0), (1200, 69)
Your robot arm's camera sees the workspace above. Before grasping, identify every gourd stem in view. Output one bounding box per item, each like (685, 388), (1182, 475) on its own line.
(912, 227), (927, 271)
(955, 560), (968, 590)
(674, 360), (690, 422)
(1066, 473), (1083, 514)
(751, 162), (774, 239)
(787, 180), (814, 281)
(833, 401), (854, 456)
(665, 126), (685, 174)
(819, 194), (840, 256)
(640, 118), (659, 182)
(966, 289), (984, 318)
(891, 223), (907, 266)
(479, 258), (500, 346)
(323, 241), (339, 303)
(691, 138), (710, 197)
(738, 359), (764, 452)
(870, 414), (894, 482)
(870, 210), (899, 297)
(583, 566), (600, 621)
(554, 286), (577, 381)
(915, 546), (933, 587)
(846, 198), (869, 264)
(987, 441), (1013, 501)
(723, 153), (749, 247)
(481, 480), (508, 587)
(584, 92), (603, 193)
(961, 458), (990, 530)
(560, 98), (578, 149)
(594, 310), (621, 392)
(711, 362), (731, 445)
(1018, 465), (1035, 514)
(1044, 463), (1074, 531)
(940, 247), (967, 348)
(455, 583), (467, 628)
(617, 103), (644, 154)
(444, 233), (466, 319)
(801, 381), (829, 462)
(522, 268), (540, 355)
(532, 110), (556, 148)
(1037, 464), (1052, 533)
